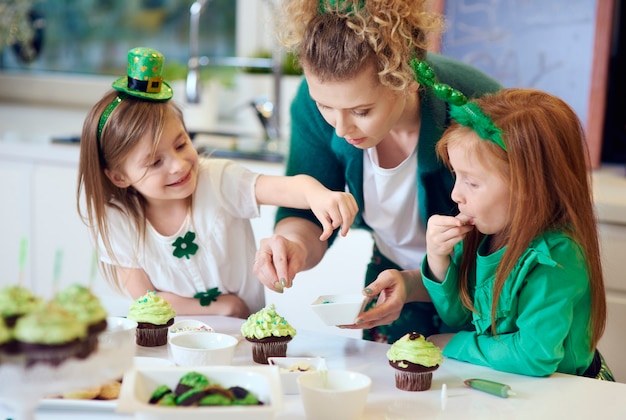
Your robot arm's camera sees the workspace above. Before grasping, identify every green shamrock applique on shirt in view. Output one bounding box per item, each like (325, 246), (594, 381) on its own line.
(172, 231), (199, 259)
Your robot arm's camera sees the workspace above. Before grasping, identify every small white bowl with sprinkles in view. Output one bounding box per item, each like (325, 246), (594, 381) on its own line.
(167, 319), (213, 339)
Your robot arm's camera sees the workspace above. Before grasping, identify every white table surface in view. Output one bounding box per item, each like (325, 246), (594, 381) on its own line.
(2, 315), (625, 419)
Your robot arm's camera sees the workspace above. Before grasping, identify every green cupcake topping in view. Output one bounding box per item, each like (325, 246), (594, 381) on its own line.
(0, 285), (42, 317)
(54, 284), (107, 325)
(13, 302), (87, 345)
(0, 317), (11, 345)
(127, 290), (176, 325)
(386, 332), (443, 368)
(240, 304), (296, 340)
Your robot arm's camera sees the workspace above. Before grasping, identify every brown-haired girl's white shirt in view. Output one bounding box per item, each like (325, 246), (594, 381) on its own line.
(98, 158), (265, 313)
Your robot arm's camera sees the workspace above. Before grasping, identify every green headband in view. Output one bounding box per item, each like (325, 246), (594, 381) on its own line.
(410, 58), (506, 151)
(96, 94), (125, 144)
(318, 0), (364, 13)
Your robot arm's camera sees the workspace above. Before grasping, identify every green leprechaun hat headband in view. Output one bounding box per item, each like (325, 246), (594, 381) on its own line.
(97, 47), (173, 143)
(410, 58), (506, 151)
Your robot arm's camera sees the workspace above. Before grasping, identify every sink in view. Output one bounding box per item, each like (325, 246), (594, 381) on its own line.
(190, 131), (284, 163)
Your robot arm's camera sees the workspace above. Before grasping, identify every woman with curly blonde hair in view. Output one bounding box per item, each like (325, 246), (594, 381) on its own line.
(254, 0), (501, 343)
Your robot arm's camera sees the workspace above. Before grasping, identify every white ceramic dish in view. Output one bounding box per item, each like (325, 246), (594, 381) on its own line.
(133, 357), (175, 368)
(38, 398), (117, 411)
(167, 319), (213, 338)
(37, 355), (173, 411)
(100, 316), (138, 346)
(298, 370), (372, 420)
(168, 332), (238, 366)
(267, 357), (327, 394)
(117, 365), (283, 420)
(310, 294), (368, 326)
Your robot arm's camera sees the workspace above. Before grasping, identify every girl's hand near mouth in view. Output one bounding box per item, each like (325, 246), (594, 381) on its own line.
(424, 214), (475, 282)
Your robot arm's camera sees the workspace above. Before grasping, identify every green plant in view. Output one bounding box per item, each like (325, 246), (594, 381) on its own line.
(242, 49), (303, 76)
(162, 60), (237, 88)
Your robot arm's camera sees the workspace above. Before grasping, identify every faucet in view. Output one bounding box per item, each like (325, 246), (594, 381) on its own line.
(186, 0), (209, 104)
(186, 0), (283, 144)
(251, 96), (280, 143)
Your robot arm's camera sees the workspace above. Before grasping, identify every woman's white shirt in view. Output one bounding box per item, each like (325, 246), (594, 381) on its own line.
(362, 147), (426, 270)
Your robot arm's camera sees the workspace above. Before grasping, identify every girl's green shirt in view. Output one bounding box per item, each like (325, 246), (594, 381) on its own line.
(422, 230), (594, 377)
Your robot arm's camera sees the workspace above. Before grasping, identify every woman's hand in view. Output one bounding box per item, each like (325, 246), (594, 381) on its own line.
(254, 218), (329, 293)
(340, 269), (430, 330)
(254, 234), (307, 293)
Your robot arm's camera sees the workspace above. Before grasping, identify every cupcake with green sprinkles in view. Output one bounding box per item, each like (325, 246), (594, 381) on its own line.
(240, 304), (296, 364)
(127, 290), (176, 347)
(387, 332), (443, 391)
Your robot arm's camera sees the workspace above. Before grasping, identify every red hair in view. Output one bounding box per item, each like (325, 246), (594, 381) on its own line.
(436, 88), (606, 349)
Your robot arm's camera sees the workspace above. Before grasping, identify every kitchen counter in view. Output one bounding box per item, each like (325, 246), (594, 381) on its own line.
(592, 164), (626, 225)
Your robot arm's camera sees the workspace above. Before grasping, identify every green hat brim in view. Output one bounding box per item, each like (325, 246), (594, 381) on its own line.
(111, 76), (173, 101)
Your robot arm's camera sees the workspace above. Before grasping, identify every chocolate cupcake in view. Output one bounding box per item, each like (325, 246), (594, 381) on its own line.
(54, 284), (108, 357)
(240, 304), (296, 364)
(0, 285), (42, 328)
(387, 332), (443, 391)
(0, 316), (11, 361)
(13, 302), (88, 366)
(127, 291), (176, 347)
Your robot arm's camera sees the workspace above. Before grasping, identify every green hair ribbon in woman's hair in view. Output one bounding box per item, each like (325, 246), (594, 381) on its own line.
(318, 0), (364, 13)
(409, 58), (506, 151)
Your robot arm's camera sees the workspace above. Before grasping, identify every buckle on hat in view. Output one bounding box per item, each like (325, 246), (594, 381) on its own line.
(146, 76), (163, 93)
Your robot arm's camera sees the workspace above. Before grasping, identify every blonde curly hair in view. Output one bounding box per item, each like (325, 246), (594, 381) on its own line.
(274, 0), (444, 90)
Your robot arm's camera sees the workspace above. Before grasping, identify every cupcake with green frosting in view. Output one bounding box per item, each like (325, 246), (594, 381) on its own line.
(0, 285), (42, 327)
(387, 332), (443, 391)
(13, 301), (88, 366)
(54, 284), (108, 357)
(240, 304), (296, 364)
(0, 316), (11, 358)
(127, 290), (176, 347)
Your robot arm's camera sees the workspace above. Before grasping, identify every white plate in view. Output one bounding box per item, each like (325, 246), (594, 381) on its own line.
(133, 357), (175, 368)
(37, 357), (174, 411)
(117, 365), (283, 420)
(38, 398), (117, 411)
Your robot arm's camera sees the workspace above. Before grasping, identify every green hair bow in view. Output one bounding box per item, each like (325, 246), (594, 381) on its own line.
(410, 58), (506, 151)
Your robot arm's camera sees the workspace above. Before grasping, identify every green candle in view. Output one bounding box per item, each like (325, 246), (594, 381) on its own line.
(53, 249), (63, 292)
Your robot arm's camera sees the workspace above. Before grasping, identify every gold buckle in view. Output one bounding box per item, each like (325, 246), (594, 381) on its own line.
(146, 76), (162, 93)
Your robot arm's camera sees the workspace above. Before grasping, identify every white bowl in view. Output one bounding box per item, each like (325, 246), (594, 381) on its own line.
(117, 365), (282, 420)
(297, 370), (371, 420)
(100, 316), (138, 348)
(267, 357), (327, 394)
(167, 319), (213, 339)
(310, 294), (368, 326)
(168, 332), (238, 366)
